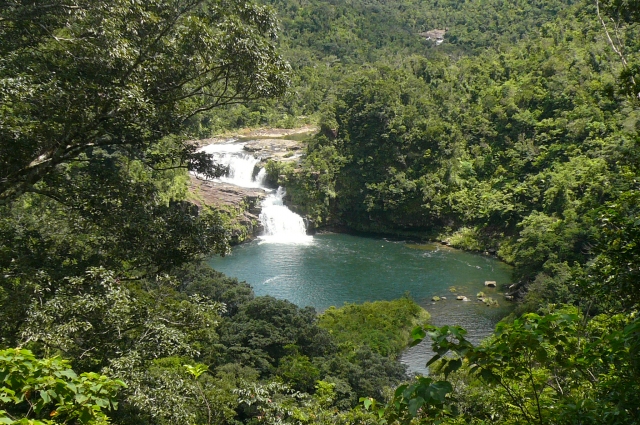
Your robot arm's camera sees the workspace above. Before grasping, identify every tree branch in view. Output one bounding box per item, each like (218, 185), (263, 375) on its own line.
(596, 0), (637, 90)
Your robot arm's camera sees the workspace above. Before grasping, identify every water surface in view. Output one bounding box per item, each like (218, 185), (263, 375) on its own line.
(208, 233), (513, 374)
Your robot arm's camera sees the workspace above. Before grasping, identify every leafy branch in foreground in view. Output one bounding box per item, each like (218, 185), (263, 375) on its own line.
(0, 0), (290, 203)
(394, 308), (640, 425)
(0, 348), (125, 424)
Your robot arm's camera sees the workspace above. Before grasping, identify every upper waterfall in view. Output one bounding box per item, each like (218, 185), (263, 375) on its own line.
(198, 141), (265, 188)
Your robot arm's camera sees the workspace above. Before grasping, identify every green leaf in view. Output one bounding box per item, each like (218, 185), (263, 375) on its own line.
(480, 368), (498, 383)
(58, 369), (77, 380)
(75, 393), (89, 404)
(428, 381), (453, 403)
(426, 354), (441, 367)
(363, 397), (373, 410)
(394, 384), (408, 398)
(411, 326), (426, 342)
(78, 406), (93, 423)
(408, 396), (424, 417)
(94, 398), (109, 408)
(443, 358), (462, 378)
(66, 382), (77, 394)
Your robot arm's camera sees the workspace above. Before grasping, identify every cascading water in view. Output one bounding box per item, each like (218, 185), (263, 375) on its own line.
(198, 141), (263, 188)
(197, 141), (312, 244)
(258, 187), (312, 244)
(254, 168), (267, 187)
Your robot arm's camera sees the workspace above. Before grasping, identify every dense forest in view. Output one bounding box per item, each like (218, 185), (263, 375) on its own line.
(1, 0), (639, 424)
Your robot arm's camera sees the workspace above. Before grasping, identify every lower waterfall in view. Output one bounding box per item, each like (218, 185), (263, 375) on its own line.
(259, 187), (312, 244)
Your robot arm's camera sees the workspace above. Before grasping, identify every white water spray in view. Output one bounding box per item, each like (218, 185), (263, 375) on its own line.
(254, 168), (267, 187)
(259, 187), (312, 244)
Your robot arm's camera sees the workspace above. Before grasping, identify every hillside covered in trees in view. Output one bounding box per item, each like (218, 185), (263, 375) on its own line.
(1, 0), (639, 424)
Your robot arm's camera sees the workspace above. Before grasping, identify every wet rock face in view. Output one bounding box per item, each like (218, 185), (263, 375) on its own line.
(190, 178), (266, 208)
(189, 177), (267, 242)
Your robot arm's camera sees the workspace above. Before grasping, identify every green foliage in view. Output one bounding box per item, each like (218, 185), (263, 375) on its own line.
(280, 0), (640, 312)
(269, 134), (348, 226)
(0, 0), (290, 203)
(277, 355), (320, 393)
(584, 190), (640, 312)
(0, 349), (125, 424)
(405, 307), (640, 424)
(2, 0), (640, 423)
(318, 299), (430, 358)
(445, 228), (486, 252)
(233, 380), (381, 425)
(367, 377), (455, 424)
(217, 296), (334, 373)
(185, 0), (582, 133)
(17, 268), (222, 372)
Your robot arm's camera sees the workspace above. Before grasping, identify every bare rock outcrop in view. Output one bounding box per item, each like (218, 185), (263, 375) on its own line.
(189, 177), (267, 243)
(419, 29), (446, 45)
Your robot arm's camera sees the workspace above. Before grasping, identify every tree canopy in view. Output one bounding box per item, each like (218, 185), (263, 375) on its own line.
(0, 0), (290, 203)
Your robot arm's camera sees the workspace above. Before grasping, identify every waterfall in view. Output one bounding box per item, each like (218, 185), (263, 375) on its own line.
(198, 142), (263, 188)
(197, 141), (312, 244)
(259, 187), (312, 244)
(254, 168), (267, 187)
